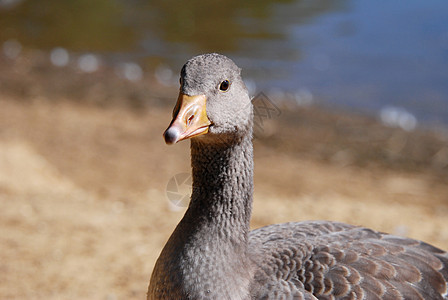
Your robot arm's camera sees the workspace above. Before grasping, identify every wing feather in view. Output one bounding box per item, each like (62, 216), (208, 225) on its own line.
(249, 221), (448, 299)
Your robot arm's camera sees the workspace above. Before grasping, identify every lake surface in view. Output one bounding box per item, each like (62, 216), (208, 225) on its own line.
(1, 0), (447, 127)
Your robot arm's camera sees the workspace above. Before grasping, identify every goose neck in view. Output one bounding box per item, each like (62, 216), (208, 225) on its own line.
(187, 132), (254, 239)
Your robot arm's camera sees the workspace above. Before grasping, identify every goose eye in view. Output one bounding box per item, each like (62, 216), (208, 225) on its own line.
(219, 80), (230, 92)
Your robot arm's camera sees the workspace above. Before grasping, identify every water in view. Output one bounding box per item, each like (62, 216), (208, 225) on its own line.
(1, 0), (447, 127)
(276, 0), (448, 126)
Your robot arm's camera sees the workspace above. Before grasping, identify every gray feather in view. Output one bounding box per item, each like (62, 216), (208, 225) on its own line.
(148, 53), (448, 300)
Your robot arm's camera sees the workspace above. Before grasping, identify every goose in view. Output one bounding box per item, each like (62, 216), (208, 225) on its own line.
(148, 53), (448, 299)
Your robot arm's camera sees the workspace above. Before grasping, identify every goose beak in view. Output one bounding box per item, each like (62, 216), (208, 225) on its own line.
(163, 93), (212, 145)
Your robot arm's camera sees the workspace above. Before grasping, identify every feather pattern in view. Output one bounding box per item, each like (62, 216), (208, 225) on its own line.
(249, 221), (448, 299)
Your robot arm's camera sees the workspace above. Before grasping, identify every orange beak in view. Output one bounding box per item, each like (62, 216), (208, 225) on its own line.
(163, 93), (211, 145)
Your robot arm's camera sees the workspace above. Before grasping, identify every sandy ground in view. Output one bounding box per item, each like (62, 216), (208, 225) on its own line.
(1, 54), (448, 299)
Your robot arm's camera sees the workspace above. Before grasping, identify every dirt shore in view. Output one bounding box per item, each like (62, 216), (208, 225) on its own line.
(1, 53), (447, 299)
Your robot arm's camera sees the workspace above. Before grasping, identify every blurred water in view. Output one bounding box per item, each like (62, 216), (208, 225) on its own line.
(1, 0), (447, 126)
(270, 0), (448, 127)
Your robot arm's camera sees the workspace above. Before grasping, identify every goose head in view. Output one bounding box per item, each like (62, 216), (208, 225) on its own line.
(163, 53), (252, 145)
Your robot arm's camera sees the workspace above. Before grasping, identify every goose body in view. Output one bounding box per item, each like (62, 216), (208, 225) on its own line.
(148, 53), (448, 299)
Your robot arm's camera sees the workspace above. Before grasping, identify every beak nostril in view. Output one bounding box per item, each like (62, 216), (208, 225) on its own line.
(187, 115), (195, 125)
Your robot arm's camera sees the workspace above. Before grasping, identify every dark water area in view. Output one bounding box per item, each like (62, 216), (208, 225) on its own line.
(1, 0), (447, 128)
